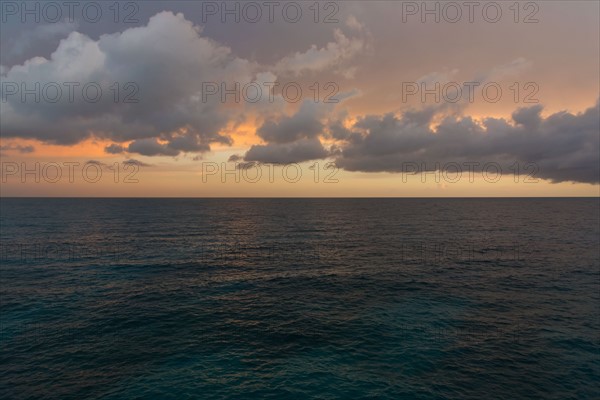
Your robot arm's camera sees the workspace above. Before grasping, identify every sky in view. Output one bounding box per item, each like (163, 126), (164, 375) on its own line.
(0, 0), (599, 197)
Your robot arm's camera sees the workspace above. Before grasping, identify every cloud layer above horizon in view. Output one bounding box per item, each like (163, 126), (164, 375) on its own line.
(1, 4), (599, 185)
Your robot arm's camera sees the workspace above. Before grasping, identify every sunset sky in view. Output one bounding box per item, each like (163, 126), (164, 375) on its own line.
(1, 0), (598, 196)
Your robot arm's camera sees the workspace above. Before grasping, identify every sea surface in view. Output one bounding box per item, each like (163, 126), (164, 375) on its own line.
(0, 198), (599, 399)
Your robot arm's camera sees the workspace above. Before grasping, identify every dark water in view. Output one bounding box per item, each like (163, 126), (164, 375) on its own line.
(1, 198), (598, 399)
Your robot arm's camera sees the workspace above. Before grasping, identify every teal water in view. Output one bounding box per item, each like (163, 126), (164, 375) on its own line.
(1, 198), (599, 399)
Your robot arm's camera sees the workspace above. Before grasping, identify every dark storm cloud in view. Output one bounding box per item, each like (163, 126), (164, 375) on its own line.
(333, 102), (600, 184)
(1, 21), (78, 64)
(126, 139), (179, 157)
(244, 138), (329, 164)
(104, 144), (124, 154)
(256, 101), (326, 144)
(241, 98), (338, 163)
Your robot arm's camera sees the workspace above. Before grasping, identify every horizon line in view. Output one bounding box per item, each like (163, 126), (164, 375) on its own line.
(1, 196), (599, 199)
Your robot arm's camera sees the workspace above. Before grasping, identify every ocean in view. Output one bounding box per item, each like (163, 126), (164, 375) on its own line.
(1, 198), (598, 399)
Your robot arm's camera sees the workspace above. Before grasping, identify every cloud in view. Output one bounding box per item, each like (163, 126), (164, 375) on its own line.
(242, 92), (360, 164)
(244, 138), (329, 164)
(415, 59), (531, 95)
(416, 69), (460, 86)
(105, 144), (125, 154)
(0, 144), (35, 154)
(126, 138), (179, 157)
(332, 101), (600, 184)
(228, 154), (243, 162)
(405, 60), (532, 115)
(235, 161), (260, 170)
(274, 26), (369, 77)
(346, 15), (365, 31)
(1, 12), (369, 159)
(2, 20), (79, 63)
(1, 10), (597, 187)
(240, 92), (599, 184)
(256, 100), (327, 144)
(123, 159), (152, 167)
(1, 11), (255, 154)
(482, 57), (532, 82)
